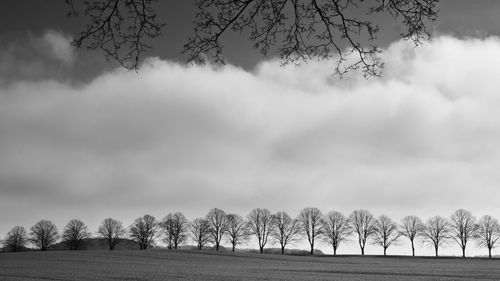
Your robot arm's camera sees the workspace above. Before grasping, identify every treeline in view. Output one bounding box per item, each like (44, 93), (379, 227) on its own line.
(2, 208), (499, 258)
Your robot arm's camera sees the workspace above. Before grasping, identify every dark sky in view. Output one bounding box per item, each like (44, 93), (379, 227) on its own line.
(2, 1), (500, 256)
(2, 0), (500, 74)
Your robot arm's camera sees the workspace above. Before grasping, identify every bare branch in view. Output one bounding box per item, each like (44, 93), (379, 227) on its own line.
(67, 0), (165, 70)
(183, 0), (439, 77)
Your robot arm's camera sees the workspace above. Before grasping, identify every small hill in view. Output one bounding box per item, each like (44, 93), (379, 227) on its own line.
(244, 248), (324, 255)
(51, 238), (140, 251)
(0, 245), (33, 253)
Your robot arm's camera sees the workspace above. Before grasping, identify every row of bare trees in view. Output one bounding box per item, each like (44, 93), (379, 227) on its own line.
(2, 209), (499, 258)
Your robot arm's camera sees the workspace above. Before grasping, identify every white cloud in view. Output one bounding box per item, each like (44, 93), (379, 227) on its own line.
(1, 35), (500, 255)
(39, 30), (75, 65)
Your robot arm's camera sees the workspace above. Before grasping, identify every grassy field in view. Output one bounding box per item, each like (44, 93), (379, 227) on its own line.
(1, 250), (499, 281)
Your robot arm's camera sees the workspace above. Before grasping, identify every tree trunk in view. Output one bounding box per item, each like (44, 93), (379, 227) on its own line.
(361, 246), (365, 256)
(310, 243), (314, 255)
(333, 246), (337, 256)
(489, 247), (492, 259)
(434, 245), (438, 257)
(281, 246), (285, 255)
(216, 242), (219, 251)
(462, 247), (465, 258)
(232, 243), (235, 252)
(411, 240), (415, 257)
(260, 246), (264, 254)
(383, 247), (387, 256)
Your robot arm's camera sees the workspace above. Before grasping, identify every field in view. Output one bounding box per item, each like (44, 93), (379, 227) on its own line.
(1, 250), (499, 281)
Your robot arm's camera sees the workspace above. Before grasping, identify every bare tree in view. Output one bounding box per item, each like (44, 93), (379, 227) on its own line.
(297, 207), (323, 255)
(129, 214), (158, 250)
(30, 220), (59, 251)
(62, 219), (92, 250)
(160, 212), (190, 250)
(162, 218), (175, 249)
(98, 218), (126, 250)
(191, 218), (212, 250)
(349, 209), (376, 255)
(449, 209), (477, 258)
(476, 215), (500, 259)
(322, 210), (351, 255)
(206, 208), (229, 251)
(247, 208), (274, 254)
(272, 211), (300, 255)
(68, 0), (439, 76)
(2, 226), (28, 252)
(400, 215), (424, 257)
(372, 215), (400, 256)
(225, 213), (249, 252)
(422, 216), (450, 257)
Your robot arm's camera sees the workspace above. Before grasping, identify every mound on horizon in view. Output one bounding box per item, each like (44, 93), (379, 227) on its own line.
(50, 238), (140, 251)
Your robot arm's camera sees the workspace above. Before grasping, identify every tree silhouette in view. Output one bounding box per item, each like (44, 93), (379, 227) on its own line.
(349, 209), (376, 255)
(225, 213), (250, 252)
(129, 214), (158, 250)
(29, 220), (59, 251)
(206, 208), (229, 251)
(322, 210), (351, 256)
(2, 226), (28, 252)
(62, 219), (92, 250)
(476, 215), (499, 259)
(272, 211), (300, 255)
(449, 209), (477, 258)
(422, 216), (449, 257)
(297, 207), (323, 255)
(372, 215), (400, 256)
(67, 0), (439, 76)
(247, 208), (274, 254)
(400, 215), (424, 257)
(160, 212), (190, 250)
(191, 218), (212, 250)
(97, 218), (126, 250)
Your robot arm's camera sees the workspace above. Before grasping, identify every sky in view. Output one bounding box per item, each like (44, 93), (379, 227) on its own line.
(2, 1), (500, 256)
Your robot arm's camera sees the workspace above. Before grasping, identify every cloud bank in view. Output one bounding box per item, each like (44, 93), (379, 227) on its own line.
(2, 36), (500, 254)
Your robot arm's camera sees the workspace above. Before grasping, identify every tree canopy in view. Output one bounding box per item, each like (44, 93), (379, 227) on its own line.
(66, 0), (439, 76)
